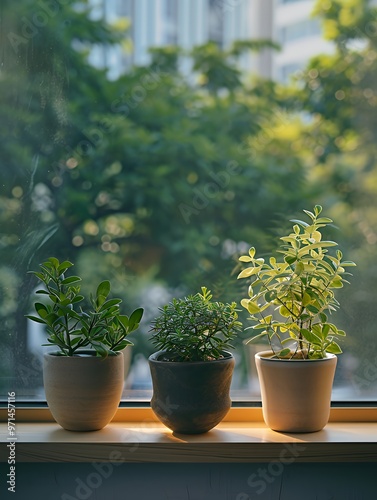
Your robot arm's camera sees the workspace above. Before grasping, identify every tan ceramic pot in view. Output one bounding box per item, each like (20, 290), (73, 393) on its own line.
(255, 350), (337, 433)
(243, 341), (269, 396)
(43, 351), (124, 431)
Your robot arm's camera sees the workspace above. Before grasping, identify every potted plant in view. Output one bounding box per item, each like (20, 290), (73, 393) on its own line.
(148, 287), (242, 434)
(237, 205), (356, 432)
(27, 257), (144, 431)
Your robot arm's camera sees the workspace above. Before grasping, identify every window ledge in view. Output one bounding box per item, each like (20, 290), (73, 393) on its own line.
(1, 408), (377, 463)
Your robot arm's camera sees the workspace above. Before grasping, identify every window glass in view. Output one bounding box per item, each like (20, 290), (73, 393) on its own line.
(208, 0), (225, 48)
(1, 0), (376, 404)
(279, 19), (322, 44)
(164, 0), (178, 45)
(279, 0), (312, 4)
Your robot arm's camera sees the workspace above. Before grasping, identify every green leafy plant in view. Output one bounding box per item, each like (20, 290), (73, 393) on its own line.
(150, 287), (242, 362)
(237, 205), (356, 359)
(27, 257), (144, 357)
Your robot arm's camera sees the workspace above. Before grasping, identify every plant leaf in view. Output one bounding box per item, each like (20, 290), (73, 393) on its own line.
(237, 267), (259, 279)
(47, 257), (60, 268)
(58, 261), (74, 273)
(128, 308), (144, 330)
(239, 255), (252, 262)
(245, 301), (261, 314)
(113, 339), (133, 350)
(99, 298), (122, 311)
(301, 328), (322, 345)
(249, 247), (256, 258)
(34, 302), (49, 318)
(326, 341), (342, 354)
(25, 315), (46, 324)
(61, 276), (82, 285)
(96, 281), (111, 303)
(290, 219), (309, 227)
(278, 348), (292, 358)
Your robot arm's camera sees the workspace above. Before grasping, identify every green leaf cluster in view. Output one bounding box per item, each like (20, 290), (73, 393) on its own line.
(26, 257), (143, 357)
(238, 206), (356, 359)
(150, 287), (242, 362)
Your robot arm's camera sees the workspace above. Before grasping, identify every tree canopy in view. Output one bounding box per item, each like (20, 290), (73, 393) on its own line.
(1, 0), (376, 395)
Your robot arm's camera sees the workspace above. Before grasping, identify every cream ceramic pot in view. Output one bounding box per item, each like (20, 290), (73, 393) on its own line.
(255, 350), (337, 433)
(43, 350), (124, 431)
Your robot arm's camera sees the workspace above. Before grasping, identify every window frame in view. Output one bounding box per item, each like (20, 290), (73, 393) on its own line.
(1, 401), (377, 424)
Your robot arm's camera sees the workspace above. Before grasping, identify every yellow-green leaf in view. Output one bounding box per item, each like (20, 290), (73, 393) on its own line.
(327, 341), (342, 354)
(295, 262), (305, 275)
(237, 267), (259, 279)
(279, 305), (291, 317)
(239, 256), (252, 263)
(302, 292), (311, 307)
(246, 300), (261, 314)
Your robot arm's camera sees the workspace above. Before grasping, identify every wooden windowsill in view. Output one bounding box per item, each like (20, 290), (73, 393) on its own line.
(1, 408), (377, 463)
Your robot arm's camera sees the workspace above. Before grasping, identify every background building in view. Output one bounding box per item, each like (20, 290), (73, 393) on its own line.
(87, 0), (333, 81)
(88, 0), (334, 81)
(88, 0), (275, 79)
(272, 0), (334, 81)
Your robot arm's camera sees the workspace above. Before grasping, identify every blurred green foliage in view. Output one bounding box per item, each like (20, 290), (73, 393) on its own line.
(1, 0), (377, 395)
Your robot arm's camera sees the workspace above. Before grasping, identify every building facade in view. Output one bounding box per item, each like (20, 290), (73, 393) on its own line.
(272, 0), (334, 81)
(88, 0), (275, 79)
(88, 0), (334, 82)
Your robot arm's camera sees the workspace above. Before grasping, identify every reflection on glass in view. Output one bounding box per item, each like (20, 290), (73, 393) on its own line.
(0, 0), (376, 403)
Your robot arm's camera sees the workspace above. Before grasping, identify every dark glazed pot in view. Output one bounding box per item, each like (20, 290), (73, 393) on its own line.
(148, 350), (235, 434)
